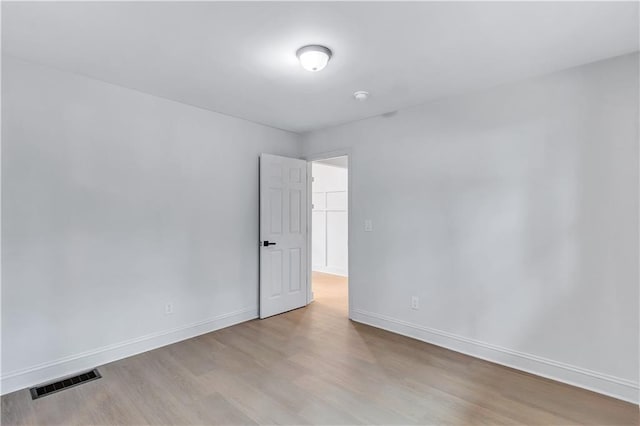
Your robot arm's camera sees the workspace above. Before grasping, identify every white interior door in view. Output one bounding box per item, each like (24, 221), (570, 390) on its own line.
(259, 153), (308, 319)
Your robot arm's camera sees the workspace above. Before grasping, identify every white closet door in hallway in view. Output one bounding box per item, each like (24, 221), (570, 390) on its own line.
(312, 160), (348, 277)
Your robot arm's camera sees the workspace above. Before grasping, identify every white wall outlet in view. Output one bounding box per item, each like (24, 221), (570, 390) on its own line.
(364, 219), (373, 232)
(411, 296), (419, 310)
(165, 303), (174, 315)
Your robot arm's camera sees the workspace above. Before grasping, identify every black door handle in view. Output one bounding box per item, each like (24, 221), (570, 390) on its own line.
(263, 241), (277, 247)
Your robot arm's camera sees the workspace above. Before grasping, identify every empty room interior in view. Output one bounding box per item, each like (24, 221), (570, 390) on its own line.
(1, 1), (639, 425)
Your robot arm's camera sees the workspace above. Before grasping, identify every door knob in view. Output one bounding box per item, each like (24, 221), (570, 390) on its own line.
(263, 241), (277, 247)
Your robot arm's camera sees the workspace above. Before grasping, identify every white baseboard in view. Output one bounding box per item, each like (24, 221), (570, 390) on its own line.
(1, 307), (258, 396)
(312, 266), (348, 277)
(351, 309), (639, 405)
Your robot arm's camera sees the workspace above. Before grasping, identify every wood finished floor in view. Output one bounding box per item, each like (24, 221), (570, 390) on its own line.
(2, 272), (638, 425)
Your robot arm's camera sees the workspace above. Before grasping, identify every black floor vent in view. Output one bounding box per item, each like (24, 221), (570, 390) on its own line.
(30, 369), (101, 400)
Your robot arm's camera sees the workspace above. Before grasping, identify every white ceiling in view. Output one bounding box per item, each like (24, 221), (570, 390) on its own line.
(2, 2), (638, 133)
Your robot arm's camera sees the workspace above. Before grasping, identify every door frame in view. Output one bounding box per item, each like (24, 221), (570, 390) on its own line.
(305, 149), (352, 319)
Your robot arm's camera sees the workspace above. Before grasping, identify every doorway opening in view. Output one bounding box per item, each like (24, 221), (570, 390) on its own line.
(310, 155), (348, 316)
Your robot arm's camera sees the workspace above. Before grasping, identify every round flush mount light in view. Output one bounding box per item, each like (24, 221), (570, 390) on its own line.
(296, 45), (332, 72)
(353, 91), (369, 101)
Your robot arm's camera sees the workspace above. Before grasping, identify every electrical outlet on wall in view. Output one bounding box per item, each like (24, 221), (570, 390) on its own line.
(364, 219), (373, 232)
(411, 296), (419, 310)
(165, 303), (174, 315)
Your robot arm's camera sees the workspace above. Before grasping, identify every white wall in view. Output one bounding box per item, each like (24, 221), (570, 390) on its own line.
(302, 53), (639, 403)
(312, 161), (348, 276)
(1, 56), (300, 393)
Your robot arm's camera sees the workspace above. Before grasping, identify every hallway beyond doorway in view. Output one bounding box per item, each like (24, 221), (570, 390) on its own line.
(312, 272), (348, 317)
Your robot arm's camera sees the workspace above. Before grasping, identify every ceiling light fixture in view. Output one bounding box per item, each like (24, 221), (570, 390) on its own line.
(296, 45), (332, 72)
(354, 91), (369, 101)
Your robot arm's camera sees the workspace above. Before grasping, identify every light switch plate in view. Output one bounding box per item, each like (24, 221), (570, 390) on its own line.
(364, 219), (373, 232)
